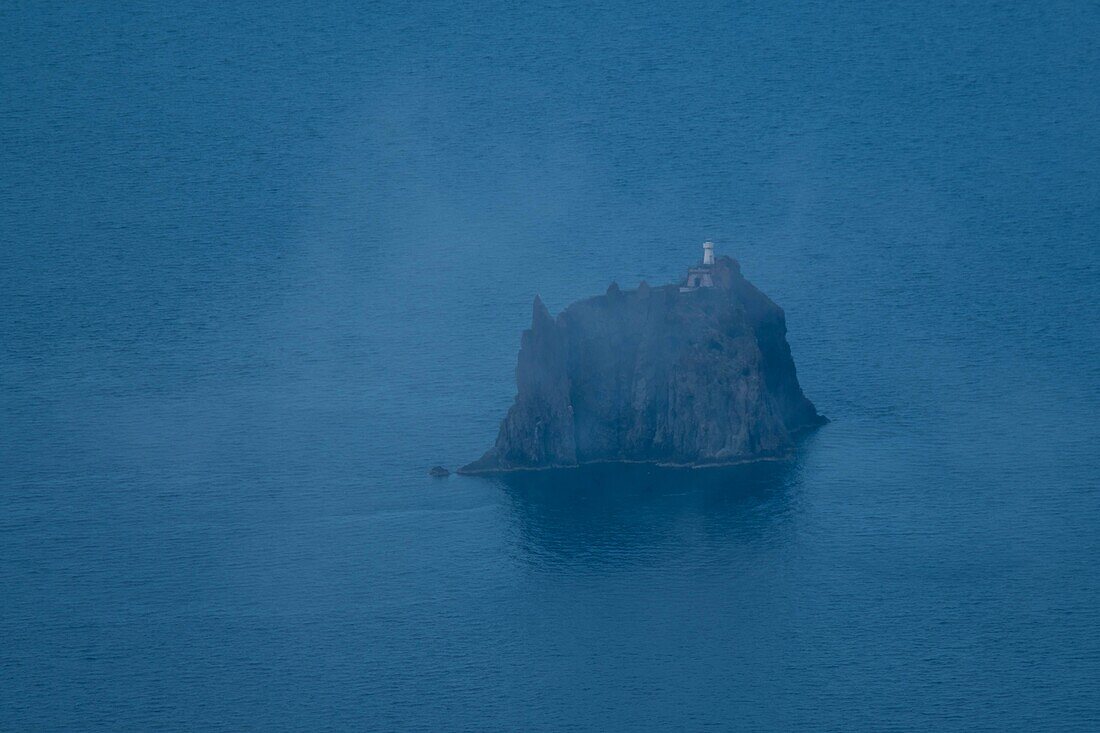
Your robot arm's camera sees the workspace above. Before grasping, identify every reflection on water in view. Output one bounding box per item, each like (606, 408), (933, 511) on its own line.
(495, 455), (807, 567)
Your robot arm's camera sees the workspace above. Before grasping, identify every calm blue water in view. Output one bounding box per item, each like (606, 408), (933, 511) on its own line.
(3, 2), (1099, 730)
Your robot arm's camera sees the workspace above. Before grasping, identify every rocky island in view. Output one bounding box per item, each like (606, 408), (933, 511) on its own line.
(459, 243), (824, 474)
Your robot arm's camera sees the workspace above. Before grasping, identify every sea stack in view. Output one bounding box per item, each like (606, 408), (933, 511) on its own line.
(459, 244), (825, 474)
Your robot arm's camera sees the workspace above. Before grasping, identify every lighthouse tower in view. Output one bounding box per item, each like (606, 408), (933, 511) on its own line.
(680, 241), (717, 291)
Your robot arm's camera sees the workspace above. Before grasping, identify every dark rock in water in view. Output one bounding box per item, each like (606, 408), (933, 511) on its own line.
(459, 255), (825, 475)
(428, 466), (450, 477)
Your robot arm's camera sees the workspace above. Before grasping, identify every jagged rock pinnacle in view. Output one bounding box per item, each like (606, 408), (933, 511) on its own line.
(459, 256), (824, 474)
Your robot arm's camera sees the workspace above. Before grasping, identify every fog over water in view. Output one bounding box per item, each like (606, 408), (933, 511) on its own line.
(3, 2), (1099, 730)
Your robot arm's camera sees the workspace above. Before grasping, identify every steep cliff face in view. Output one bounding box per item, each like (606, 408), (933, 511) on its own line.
(459, 257), (824, 474)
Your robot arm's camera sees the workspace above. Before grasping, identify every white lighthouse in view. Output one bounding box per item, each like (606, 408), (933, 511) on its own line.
(680, 241), (717, 291)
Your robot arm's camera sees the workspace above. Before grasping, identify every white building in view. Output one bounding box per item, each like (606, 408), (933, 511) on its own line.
(680, 241), (717, 291)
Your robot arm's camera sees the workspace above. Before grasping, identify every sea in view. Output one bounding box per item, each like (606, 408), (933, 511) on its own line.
(2, 2), (1098, 730)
